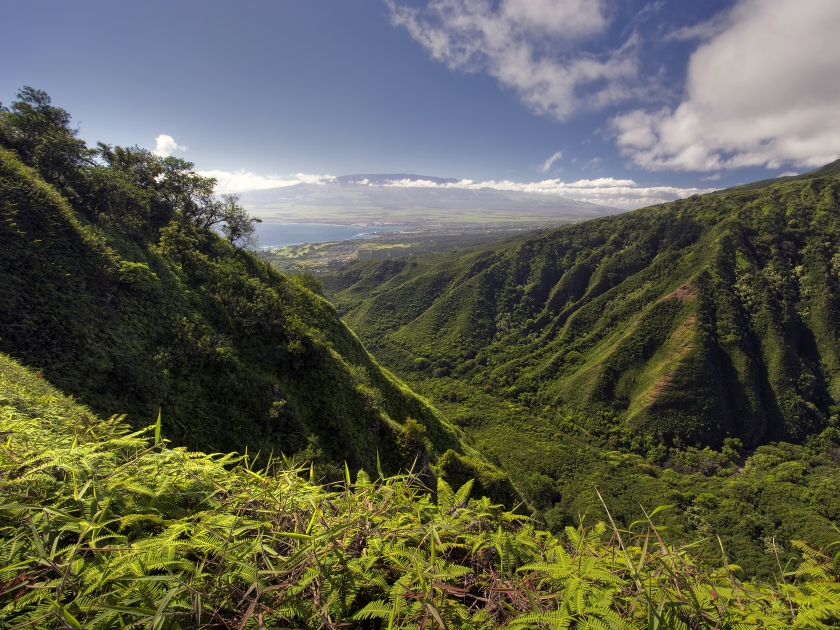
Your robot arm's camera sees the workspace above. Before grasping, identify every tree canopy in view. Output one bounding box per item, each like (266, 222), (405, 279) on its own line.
(0, 86), (259, 246)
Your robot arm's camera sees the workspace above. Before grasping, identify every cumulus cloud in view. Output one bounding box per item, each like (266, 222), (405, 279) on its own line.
(380, 176), (713, 210)
(538, 151), (563, 173)
(195, 170), (336, 194)
(386, 0), (640, 120)
(612, 0), (840, 171)
(152, 134), (187, 157)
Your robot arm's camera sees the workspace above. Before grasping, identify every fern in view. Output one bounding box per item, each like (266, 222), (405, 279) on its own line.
(0, 354), (839, 628)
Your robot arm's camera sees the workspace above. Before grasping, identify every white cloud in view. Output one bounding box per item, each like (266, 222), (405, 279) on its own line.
(379, 176), (713, 210)
(386, 0), (640, 121)
(777, 171), (799, 178)
(663, 12), (730, 42)
(195, 170), (336, 194)
(152, 134), (187, 157)
(612, 0), (840, 172)
(538, 151), (563, 173)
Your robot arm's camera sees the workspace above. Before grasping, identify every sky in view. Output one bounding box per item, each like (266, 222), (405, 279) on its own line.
(3, 0), (840, 209)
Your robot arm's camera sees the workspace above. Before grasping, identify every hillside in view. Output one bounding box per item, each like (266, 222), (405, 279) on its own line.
(326, 168), (840, 447)
(1, 350), (838, 628)
(323, 165), (840, 574)
(0, 88), (506, 485)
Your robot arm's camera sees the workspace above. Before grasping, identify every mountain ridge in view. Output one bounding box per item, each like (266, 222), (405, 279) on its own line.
(319, 161), (840, 573)
(326, 165), (840, 447)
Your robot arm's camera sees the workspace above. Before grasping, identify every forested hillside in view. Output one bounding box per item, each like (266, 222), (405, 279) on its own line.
(0, 88), (502, 484)
(324, 164), (840, 574)
(326, 165), (840, 447)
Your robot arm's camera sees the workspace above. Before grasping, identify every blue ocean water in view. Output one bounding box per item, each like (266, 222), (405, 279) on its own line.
(255, 223), (408, 248)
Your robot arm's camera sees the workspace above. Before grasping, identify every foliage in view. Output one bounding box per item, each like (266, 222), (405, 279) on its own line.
(218, 193), (261, 248)
(0, 88), (482, 485)
(326, 173), (840, 448)
(2, 353), (840, 628)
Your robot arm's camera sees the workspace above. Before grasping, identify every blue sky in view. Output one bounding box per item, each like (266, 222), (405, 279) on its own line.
(3, 0), (839, 209)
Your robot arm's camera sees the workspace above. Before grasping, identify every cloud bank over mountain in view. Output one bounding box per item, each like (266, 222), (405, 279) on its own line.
(223, 172), (714, 210)
(197, 170), (337, 193)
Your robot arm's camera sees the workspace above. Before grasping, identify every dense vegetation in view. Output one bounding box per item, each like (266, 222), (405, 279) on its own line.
(3, 84), (840, 624)
(323, 163), (840, 576)
(0, 87), (510, 486)
(1, 352), (839, 628)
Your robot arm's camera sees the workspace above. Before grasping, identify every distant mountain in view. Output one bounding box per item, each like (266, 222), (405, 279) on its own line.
(237, 174), (621, 223)
(336, 173), (460, 185)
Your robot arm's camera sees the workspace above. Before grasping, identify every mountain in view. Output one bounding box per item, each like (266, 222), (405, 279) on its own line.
(237, 174), (621, 224)
(0, 147), (476, 480)
(322, 163), (840, 574)
(725, 158), (840, 192)
(325, 167), (840, 448)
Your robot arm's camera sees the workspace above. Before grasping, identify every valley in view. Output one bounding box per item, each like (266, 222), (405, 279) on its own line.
(1, 87), (839, 626)
(321, 161), (840, 576)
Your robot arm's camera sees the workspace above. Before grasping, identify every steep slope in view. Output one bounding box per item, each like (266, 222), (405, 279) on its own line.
(326, 168), (840, 450)
(0, 147), (470, 477)
(322, 166), (840, 573)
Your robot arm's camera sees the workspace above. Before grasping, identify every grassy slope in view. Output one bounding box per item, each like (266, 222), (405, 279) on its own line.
(1, 350), (838, 628)
(0, 147), (477, 479)
(323, 168), (840, 575)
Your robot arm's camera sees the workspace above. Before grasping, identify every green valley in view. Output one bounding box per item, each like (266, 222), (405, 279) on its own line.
(1, 86), (840, 626)
(323, 163), (840, 576)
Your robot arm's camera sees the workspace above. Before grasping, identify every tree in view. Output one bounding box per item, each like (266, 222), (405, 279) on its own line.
(2, 86), (261, 247)
(219, 194), (261, 248)
(0, 86), (92, 188)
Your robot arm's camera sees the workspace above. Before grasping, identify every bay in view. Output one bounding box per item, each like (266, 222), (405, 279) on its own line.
(255, 222), (409, 248)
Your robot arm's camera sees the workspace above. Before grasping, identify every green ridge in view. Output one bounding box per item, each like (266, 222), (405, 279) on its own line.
(326, 169), (840, 447)
(323, 165), (840, 575)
